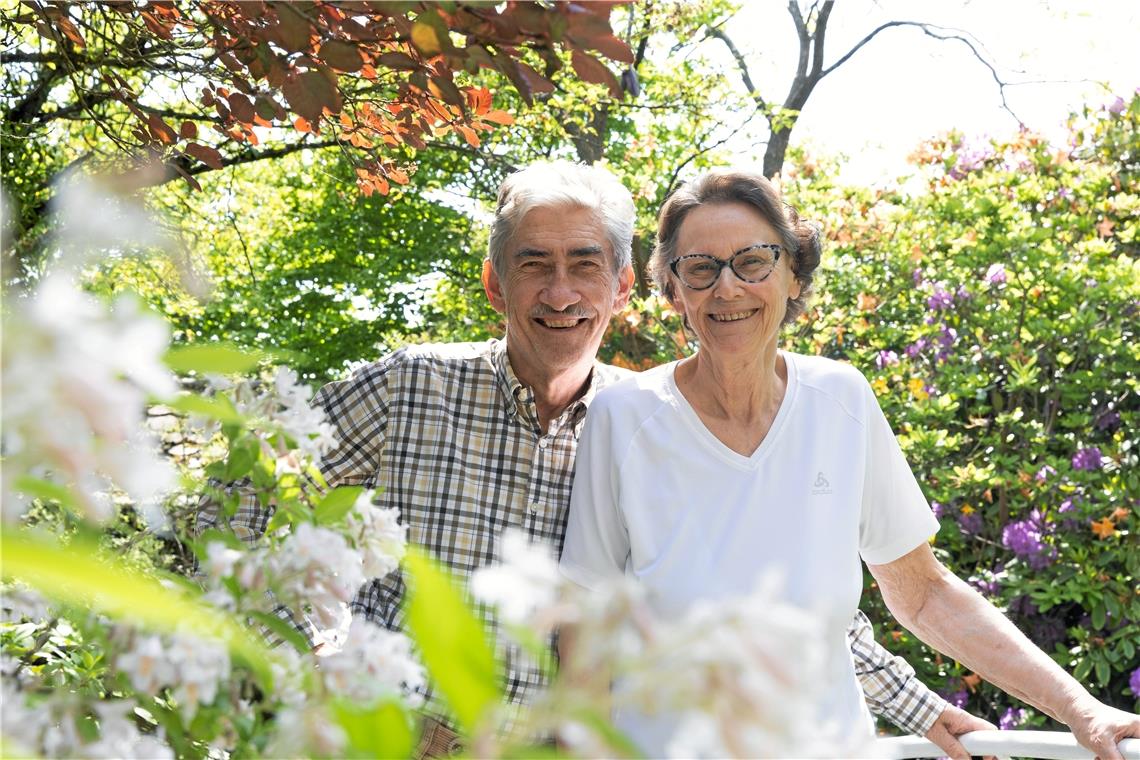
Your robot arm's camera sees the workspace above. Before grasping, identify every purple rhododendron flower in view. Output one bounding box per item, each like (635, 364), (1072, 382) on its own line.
(1002, 510), (1055, 569)
(927, 284), (955, 311)
(1108, 96), (1126, 114)
(905, 338), (928, 358)
(1071, 447), (1103, 471)
(876, 350), (899, 369)
(931, 501), (946, 519)
(984, 263), (1007, 286)
(958, 512), (983, 534)
(938, 325), (958, 348)
(945, 689), (969, 709)
(956, 285), (971, 302)
(1035, 465), (1056, 482)
(1131, 667), (1140, 698)
(1000, 707), (1027, 730)
(1094, 410), (1121, 432)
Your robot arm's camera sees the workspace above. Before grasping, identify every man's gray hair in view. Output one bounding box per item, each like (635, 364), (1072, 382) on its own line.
(487, 160), (635, 276)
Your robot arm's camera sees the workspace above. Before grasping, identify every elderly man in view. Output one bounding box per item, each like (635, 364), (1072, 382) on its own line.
(204, 161), (988, 758)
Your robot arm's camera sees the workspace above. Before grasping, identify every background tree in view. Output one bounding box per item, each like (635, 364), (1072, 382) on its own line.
(1, 0), (635, 285)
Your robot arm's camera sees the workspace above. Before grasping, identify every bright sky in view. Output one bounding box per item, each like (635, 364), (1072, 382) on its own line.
(724, 0), (1140, 184)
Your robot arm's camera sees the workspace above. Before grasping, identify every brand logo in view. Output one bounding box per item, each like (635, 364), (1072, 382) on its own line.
(812, 471), (832, 495)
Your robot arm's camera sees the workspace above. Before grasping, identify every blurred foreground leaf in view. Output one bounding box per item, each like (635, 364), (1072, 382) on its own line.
(403, 548), (501, 734)
(1, 529), (275, 686)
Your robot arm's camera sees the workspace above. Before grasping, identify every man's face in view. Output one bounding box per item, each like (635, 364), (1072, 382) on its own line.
(483, 204), (634, 387)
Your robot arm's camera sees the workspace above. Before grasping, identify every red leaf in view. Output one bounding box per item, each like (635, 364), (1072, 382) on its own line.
(227, 92), (256, 124)
(455, 123), (480, 148)
(179, 121), (198, 139)
(147, 113), (178, 144)
(464, 86), (492, 114)
(273, 3), (312, 51)
(377, 51), (419, 70)
(282, 68), (342, 124)
(428, 75), (464, 108)
(570, 50), (620, 97)
(575, 31), (634, 64)
(480, 110), (514, 126)
(183, 142), (223, 170)
(320, 40), (363, 72)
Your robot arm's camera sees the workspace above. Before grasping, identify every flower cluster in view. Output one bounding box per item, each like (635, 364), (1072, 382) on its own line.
(472, 530), (844, 758)
(1000, 510), (1056, 570)
(318, 618), (424, 704)
(116, 630), (232, 720)
(1071, 446), (1103, 472)
(1, 272), (176, 527)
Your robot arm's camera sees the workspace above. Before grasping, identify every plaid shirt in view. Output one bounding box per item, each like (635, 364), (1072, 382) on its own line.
(202, 338), (945, 735)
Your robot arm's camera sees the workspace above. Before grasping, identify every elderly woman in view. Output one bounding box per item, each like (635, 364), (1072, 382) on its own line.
(558, 169), (1140, 757)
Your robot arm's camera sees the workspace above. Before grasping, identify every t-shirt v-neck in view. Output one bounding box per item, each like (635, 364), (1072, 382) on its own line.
(665, 351), (799, 469)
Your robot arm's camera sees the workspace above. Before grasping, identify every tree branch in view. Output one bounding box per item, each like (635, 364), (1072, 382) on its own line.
(820, 20), (1022, 123)
(705, 26), (768, 114)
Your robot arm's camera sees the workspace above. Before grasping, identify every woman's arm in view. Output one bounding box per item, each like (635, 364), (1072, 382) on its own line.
(868, 543), (1140, 760)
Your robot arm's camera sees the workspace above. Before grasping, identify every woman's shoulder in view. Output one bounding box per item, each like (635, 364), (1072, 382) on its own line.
(785, 352), (874, 415)
(590, 360), (677, 413)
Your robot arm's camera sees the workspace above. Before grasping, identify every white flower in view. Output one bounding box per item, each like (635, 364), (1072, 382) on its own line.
(471, 529), (562, 626)
(347, 492), (406, 579)
(2, 582), (51, 623)
(115, 630), (230, 720)
(116, 634), (175, 696)
(1, 271), (176, 527)
(203, 541), (243, 581)
(267, 705), (347, 758)
(319, 618), (425, 704)
(269, 523), (365, 629)
(82, 700), (174, 759)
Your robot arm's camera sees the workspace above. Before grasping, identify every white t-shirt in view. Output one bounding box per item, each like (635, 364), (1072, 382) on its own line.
(559, 352), (939, 756)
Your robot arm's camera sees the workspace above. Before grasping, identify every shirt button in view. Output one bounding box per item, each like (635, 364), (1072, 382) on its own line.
(537, 436), (550, 449)
(529, 502), (541, 513)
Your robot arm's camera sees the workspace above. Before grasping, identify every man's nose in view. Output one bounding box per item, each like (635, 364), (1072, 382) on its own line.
(540, 268), (582, 312)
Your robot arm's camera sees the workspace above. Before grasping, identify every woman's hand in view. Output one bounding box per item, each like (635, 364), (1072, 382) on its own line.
(1058, 696), (1140, 760)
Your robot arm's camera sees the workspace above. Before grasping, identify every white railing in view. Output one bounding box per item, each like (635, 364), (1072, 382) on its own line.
(873, 730), (1140, 759)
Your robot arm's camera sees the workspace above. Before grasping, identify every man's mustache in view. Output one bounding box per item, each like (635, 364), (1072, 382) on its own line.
(529, 306), (593, 319)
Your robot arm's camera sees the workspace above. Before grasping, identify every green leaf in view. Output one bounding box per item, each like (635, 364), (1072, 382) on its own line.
(403, 549), (501, 733)
(1073, 656), (1093, 683)
(1, 530), (275, 687)
(332, 697), (416, 759)
(166, 393), (244, 424)
(1091, 600), (1107, 631)
(11, 475), (78, 509)
(224, 444), (257, 481)
(164, 344), (264, 375)
(248, 611), (311, 653)
(1094, 657), (1110, 687)
(314, 486), (364, 526)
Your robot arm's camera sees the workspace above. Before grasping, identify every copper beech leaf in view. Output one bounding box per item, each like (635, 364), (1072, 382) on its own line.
(183, 142), (223, 170)
(570, 50), (620, 97)
(320, 40), (363, 72)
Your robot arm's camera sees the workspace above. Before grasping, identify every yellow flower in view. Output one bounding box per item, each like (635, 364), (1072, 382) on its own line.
(871, 377), (889, 396)
(960, 504), (975, 515)
(908, 377), (929, 400)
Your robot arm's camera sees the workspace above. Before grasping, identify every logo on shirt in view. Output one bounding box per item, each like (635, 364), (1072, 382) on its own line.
(812, 471), (832, 495)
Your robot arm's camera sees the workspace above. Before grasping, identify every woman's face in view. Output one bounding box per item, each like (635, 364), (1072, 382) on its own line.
(669, 201), (801, 360)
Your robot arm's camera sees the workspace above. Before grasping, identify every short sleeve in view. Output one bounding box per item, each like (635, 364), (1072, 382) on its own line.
(858, 381), (939, 566)
(313, 353), (395, 489)
(559, 395), (630, 589)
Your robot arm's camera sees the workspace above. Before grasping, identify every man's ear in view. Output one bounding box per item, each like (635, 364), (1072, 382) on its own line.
(613, 265), (635, 310)
(482, 259), (507, 314)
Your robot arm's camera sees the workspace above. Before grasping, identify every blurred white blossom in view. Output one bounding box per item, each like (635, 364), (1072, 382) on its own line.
(269, 523), (365, 629)
(116, 630), (231, 720)
(318, 618), (424, 704)
(471, 528), (562, 627)
(346, 491), (407, 579)
(1, 270), (176, 526)
(266, 704), (347, 758)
